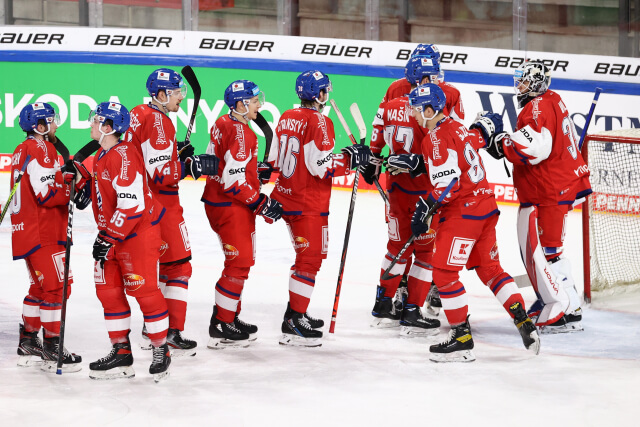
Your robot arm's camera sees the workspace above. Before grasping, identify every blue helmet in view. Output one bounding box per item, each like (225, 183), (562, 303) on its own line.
(89, 102), (130, 135)
(295, 70), (332, 102)
(409, 84), (446, 115)
(224, 80), (264, 110)
(146, 68), (187, 99)
(405, 56), (440, 86)
(412, 43), (441, 61)
(19, 102), (59, 134)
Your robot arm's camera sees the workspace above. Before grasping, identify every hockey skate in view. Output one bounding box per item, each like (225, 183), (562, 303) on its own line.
(89, 340), (135, 380)
(150, 343), (171, 383)
(539, 308), (584, 335)
(234, 315), (258, 342)
(285, 302), (324, 329)
(140, 324), (152, 350)
(208, 308), (251, 349)
(429, 317), (475, 363)
(399, 304), (440, 337)
(166, 328), (197, 357)
(393, 276), (408, 314)
(371, 286), (401, 328)
(40, 336), (82, 373)
(509, 302), (540, 355)
(425, 283), (442, 317)
(280, 311), (323, 347)
(17, 324), (44, 367)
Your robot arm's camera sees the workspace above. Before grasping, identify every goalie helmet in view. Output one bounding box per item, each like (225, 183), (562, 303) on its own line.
(295, 70), (332, 104)
(224, 80), (264, 111)
(405, 56), (440, 86)
(514, 60), (551, 108)
(19, 102), (60, 134)
(146, 68), (187, 99)
(89, 102), (130, 135)
(412, 43), (441, 61)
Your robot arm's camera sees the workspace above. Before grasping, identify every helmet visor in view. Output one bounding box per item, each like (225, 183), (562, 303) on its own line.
(168, 83), (187, 99)
(46, 113), (61, 126)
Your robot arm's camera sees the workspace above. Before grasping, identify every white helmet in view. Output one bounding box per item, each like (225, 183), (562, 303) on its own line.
(514, 60), (551, 108)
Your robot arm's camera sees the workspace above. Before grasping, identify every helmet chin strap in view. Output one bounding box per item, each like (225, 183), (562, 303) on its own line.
(420, 108), (438, 127)
(153, 95), (171, 114)
(97, 124), (116, 144)
(232, 100), (251, 121)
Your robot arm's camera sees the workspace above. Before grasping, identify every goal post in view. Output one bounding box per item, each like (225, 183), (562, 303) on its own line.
(582, 129), (640, 303)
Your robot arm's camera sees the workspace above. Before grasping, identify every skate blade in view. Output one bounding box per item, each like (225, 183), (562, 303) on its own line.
(429, 350), (476, 363)
(89, 366), (135, 380)
(526, 334), (541, 355)
(41, 360), (82, 373)
(168, 347), (197, 357)
(153, 370), (170, 383)
(248, 334), (258, 342)
(399, 325), (439, 337)
(278, 334), (322, 347)
(206, 337), (250, 349)
(539, 321), (584, 335)
(370, 317), (400, 329)
(140, 340), (152, 351)
(17, 355), (43, 367)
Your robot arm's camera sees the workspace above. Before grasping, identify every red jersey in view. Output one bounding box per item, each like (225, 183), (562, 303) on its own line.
(503, 90), (592, 206)
(270, 107), (350, 215)
(126, 104), (183, 206)
(379, 79), (465, 122)
(421, 118), (497, 219)
(371, 96), (430, 195)
(201, 114), (260, 209)
(10, 137), (71, 260)
(91, 140), (164, 242)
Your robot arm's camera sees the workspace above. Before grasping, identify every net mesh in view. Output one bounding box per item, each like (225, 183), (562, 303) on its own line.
(585, 129), (640, 292)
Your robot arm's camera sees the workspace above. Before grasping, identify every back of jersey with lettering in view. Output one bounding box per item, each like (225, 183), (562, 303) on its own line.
(270, 108), (349, 215)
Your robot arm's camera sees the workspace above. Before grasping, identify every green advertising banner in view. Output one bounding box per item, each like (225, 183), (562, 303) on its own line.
(0, 62), (392, 157)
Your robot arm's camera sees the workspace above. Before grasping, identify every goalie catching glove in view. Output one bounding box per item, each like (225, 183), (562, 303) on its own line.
(250, 194), (283, 224)
(341, 144), (371, 169)
(410, 195), (438, 237)
(185, 154), (219, 180)
(386, 154), (427, 177)
(361, 152), (383, 185)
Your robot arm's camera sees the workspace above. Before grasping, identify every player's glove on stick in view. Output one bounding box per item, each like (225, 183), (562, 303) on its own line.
(186, 154), (219, 180)
(74, 184), (92, 210)
(177, 140), (195, 162)
(386, 154), (427, 177)
(342, 144), (371, 169)
(411, 196), (437, 237)
(257, 161), (275, 185)
(470, 111), (504, 143)
(251, 194), (282, 224)
(361, 153), (383, 185)
(93, 231), (115, 268)
(61, 159), (91, 189)
(486, 132), (508, 160)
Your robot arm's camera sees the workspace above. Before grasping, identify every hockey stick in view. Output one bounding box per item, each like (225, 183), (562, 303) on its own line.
(179, 65), (201, 154)
(349, 103), (390, 208)
(0, 155), (32, 225)
(381, 178), (458, 280)
(578, 87), (602, 151)
(53, 136), (70, 162)
(254, 112), (274, 162)
(56, 140), (100, 375)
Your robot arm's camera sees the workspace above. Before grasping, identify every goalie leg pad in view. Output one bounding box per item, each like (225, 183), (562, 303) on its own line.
(549, 257), (582, 314)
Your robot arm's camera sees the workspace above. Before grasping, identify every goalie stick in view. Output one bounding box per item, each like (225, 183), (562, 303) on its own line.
(328, 99), (365, 334)
(179, 65), (202, 155)
(381, 178), (458, 280)
(348, 103), (390, 208)
(56, 140), (100, 375)
(0, 155), (32, 225)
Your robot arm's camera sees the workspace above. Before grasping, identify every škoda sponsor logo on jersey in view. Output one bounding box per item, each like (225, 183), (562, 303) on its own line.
(124, 273), (146, 291)
(149, 154), (171, 165)
(293, 236), (310, 253)
(40, 174), (56, 182)
(317, 153), (333, 167)
(223, 243), (239, 260)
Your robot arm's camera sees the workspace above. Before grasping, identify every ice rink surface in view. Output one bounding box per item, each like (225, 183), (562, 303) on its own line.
(1, 177), (638, 426)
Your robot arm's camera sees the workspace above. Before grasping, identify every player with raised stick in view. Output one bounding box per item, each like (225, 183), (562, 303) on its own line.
(10, 102), (84, 372)
(268, 70), (370, 346)
(407, 84), (539, 362)
(203, 80), (283, 348)
(474, 60), (592, 334)
(126, 68), (219, 356)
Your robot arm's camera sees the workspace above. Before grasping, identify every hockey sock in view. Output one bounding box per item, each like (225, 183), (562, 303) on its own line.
(406, 259), (432, 306)
(380, 252), (406, 297)
(160, 261), (192, 331)
(97, 286), (132, 344)
(434, 270), (468, 326)
(215, 276), (244, 323)
(137, 293), (169, 347)
(22, 295), (42, 333)
(289, 270), (317, 313)
(485, 272), (524, 317)
(40, 288), (64, 337)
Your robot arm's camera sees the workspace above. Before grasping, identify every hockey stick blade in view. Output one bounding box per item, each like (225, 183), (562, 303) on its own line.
(0, 155), (31, 225)
(381, 178), (458, 280)
(181, 65), (202, 146)
(578, 87), (602, 150)
(254, 112), (274, 162)
(349, 103), (367, 144)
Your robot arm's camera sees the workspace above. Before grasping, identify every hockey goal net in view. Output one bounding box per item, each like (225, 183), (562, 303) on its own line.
(582, 129), (640, 302)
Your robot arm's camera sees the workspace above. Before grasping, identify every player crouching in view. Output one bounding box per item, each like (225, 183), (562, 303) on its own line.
(74, 102), (171, 381)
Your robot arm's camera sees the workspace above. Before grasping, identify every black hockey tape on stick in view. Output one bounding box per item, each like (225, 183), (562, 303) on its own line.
(254, 112), (274, 162)
(0, 155), (31, 225)
(381, 178), (458, 281)
(54, 136), (70, 163)
(180, 65), (201, 149)
(578, 87), (602, 151)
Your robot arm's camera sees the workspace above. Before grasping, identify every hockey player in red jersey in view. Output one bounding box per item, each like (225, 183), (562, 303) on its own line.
(203, 80), (283, 348)
(476, 61), (592, 334)
(78, 102), (171, 381)
(407, 84), (539, 362)
(11, 103), (83, 372)
(126, 68), (218, 355)
(269, 70), (371, 346)
(362, 74), (441, 335)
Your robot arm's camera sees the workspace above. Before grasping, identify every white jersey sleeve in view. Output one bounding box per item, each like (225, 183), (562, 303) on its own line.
(506, 124), (553, 166)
